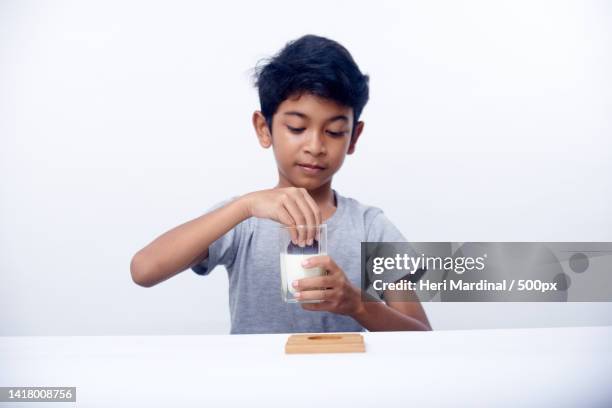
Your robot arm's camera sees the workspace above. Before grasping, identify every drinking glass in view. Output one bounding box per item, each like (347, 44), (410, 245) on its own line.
(279, 224), (328, 303)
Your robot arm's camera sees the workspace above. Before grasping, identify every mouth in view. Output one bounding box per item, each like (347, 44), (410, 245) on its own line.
(296, 163), (326, 174)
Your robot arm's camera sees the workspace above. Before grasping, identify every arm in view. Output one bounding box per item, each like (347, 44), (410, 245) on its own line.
(130, 187), (323, 287)
(130, 197), (250, 287)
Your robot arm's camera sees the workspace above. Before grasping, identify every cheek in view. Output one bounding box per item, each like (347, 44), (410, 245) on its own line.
(271, 135), (298, 162)
(330, 139), (351, 156)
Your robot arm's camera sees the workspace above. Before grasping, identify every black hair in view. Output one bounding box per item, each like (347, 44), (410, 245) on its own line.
(253, 34), (369, 135)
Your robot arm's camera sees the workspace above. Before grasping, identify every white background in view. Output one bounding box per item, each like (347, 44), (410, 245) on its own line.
(1, 0), (610, 335)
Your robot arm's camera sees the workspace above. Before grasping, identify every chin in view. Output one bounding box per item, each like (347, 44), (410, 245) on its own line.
(287, 177), (323, 190)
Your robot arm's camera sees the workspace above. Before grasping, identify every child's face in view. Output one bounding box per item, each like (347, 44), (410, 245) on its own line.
(253, 93), (363, 191)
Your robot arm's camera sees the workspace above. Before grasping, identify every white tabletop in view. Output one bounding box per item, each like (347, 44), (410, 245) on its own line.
(1, 326), (611, 407)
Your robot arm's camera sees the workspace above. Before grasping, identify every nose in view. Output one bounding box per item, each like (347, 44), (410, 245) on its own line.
(303, 130), (326, 156)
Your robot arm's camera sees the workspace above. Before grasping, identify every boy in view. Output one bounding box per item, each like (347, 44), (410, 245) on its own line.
(130, 34), (431, 334)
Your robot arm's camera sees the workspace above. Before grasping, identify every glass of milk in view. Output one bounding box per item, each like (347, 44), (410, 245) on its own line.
(279, 224), (327, 303)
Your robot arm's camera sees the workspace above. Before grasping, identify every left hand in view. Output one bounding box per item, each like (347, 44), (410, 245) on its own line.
(292, 255), (364, 316)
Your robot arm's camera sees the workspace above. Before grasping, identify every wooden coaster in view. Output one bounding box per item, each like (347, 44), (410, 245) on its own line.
(285, 333), (365, 354)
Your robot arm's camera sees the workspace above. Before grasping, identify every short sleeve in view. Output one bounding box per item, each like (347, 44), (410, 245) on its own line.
(366, 210), (406, 243)
(191, 197), (244, 276)
(364, 211), (423, 299)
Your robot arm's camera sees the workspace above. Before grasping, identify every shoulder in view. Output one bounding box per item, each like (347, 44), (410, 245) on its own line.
(336, 191), (404, 241)
(337, 193), (384, 228)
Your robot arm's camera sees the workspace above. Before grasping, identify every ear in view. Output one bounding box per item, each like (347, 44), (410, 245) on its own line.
(252, 111), (273, 148)
(347, 120), (364, 155)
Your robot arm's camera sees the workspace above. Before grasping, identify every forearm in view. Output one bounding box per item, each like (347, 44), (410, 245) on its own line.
(131, 196), (250, 287)
(350, 297), (431, 331)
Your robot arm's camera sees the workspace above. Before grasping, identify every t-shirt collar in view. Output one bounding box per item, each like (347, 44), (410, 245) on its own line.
(323, 189), (344, 232)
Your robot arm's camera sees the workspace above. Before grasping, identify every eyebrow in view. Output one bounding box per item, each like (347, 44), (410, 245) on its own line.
(283, 111), (349, 123)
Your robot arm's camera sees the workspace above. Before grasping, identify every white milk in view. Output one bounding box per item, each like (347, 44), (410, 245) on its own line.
(280, 253), (326, 297)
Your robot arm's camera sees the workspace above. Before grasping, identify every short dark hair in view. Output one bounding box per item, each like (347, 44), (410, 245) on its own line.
(253, 34), (369, 134)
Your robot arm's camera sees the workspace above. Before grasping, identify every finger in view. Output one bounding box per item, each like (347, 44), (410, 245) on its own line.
(293, 275), (334, 291)
(277, 207), (298, 244)
(300, 301), (328, 312)
(283, 195), (307, 246)
(302, 189), (323, 245)
(293, 190), (316, 245)
(293, 201), (314, 246)
(300, 255), (337, 272)
(295, 289), (330, 302)
(282, 197), (307, 246)
(300, 189), (322, 227)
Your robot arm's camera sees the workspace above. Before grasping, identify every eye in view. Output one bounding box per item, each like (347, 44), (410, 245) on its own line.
(327, 130), (346, 137)
(287, 125), (305, 134)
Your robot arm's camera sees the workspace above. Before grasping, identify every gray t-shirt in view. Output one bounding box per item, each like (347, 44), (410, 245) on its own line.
(191, 189), (409, 334)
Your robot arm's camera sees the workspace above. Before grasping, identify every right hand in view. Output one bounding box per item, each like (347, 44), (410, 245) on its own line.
(241, 187), (322, 246)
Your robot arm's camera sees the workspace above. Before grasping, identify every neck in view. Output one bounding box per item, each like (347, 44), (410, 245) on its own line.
(275, 179), (336, 212)
(306, 181), (335, 208)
